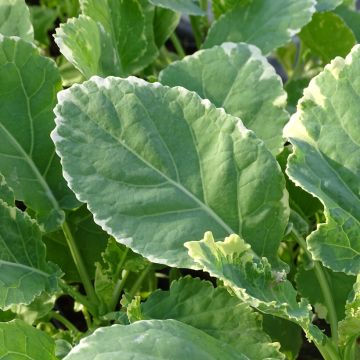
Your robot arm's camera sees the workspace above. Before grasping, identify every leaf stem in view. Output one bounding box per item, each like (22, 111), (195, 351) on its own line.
(110, 270), (130, 311)
(170, 33), (186, 58)
(291, 229), (338, 344)
(190, 16), (203, 48)
(50, 311), (80, 335)
(129, 264), (152, 298)
(62, 221), (98, 308)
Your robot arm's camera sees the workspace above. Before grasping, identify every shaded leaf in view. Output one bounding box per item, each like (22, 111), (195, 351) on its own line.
(0, 36), (78, 231)
(64, 319), (248, 360)
(52, 76), (288, 268)
(130, 277), (284, 360)
(0, 319), (57, 359)
(153, 7), (180, 48)
(296, 265), (355, 321)
(30, 5), (58, 46)
(300, 12), (356, 65)
(335, 4), (360, 42)
(160, 42), (289, 155)
(44, 205), (108, 282)
(203, 0), (316, 54)
(0, 0), (33, 41)
(0, 201), (60, 310)
(316, 0), (343, 11)
(284, 45), (360, 274)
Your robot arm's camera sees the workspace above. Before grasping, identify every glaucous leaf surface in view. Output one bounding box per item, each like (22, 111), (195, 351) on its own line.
(52, 76), (288, 268)
(300, 12), (356, 65)
(44, 205), (108, 281)
(203, 0), (316, 54)
(55, 0), (158, 78)
(0, 173), (14, 205)
(296, 265), (355, 321)
(185, 232), (312, 329)
(0, 319), (57, 359)
(284, 45), (360, 274)
(149, 0), (205, 15)
(0, 201), (60, 310)
(0, 0), (33, 41)
(316, 0), (343, 11)
(64, 319), (248, 360)
(160, 42), (289, 155)
(0, 36), (78, 231)
(129, 277), (283, 360)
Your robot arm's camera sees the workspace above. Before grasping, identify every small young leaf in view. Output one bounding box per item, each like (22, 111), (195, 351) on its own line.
(185, 232), (312, 328)
(0, 0), (34, 41)
(203, 0), (316, 54)
(0, 319), (57, 359)
(284, 45), (360, 275)
(0, 201), (61, 310)
(130, 277), (284, 360)
(52, 76), (288, 268)
(160, 42), (289, 155)
(64, 319), (248, 360)
(55, 0), (159, 77)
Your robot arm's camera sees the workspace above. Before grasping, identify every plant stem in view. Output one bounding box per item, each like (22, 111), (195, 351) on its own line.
(62, 221), (98, 307)
(315, 339), (341, 360)
(190, 16), (203, 48)
(110, 270), (130, 311)
(50, 311), (80, 335)
(170, 33), (186, 58)
(292, 229), (338, 344)
(129, 264), (152, 298)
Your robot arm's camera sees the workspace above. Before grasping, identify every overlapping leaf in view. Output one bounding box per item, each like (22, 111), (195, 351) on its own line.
(160, 42), (289, 155)
(0, 173), (14, 205)
(0, 319), (57, 359)
(0, 200), (60, 310)
(55, 0), (158, 78)
(0, 0), (33, 41)
(0, 36), (77, 231)
(316, 0), (343, 11)
(64, 319), (248, 360)
(52, 76), (288, 268)
(203, 0), (316, 54)
(185, 232), (312, 329)
(284, 45), (360, 274)
(129, 277), (283, 360)
(300, 12), (356, 64)
(149, 0), (205, 15)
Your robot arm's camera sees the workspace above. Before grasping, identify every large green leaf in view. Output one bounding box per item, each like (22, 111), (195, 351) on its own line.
(0, 200), (60, 310)
(52, 76), (288, 268)
(0, 36), (77, 231)
(0, 319), (57, 359)
(148, 0), (205, 15)
(160, 42), (289, 155)
(55, 0), (158, 78)
(185, 232), (312, 329)
(316, 0), (343, 11)
(203, 0), (315, 54)
(0, 0), (33, 41)
(300, 12), (356, 65)
(129, 277), (283, 360)
(44, 205), (108, 281)
(335, 4), (360, 42)
(64, 319), (248, 360)
(284, 45), (360, 275)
